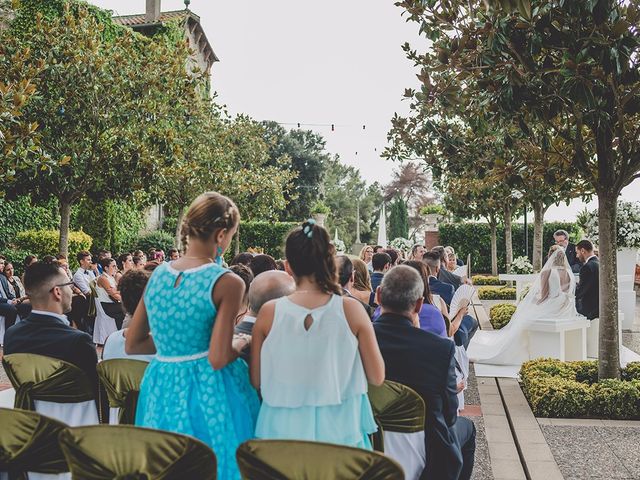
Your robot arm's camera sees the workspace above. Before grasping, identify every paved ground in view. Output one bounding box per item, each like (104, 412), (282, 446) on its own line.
(463, 364), (493, 480)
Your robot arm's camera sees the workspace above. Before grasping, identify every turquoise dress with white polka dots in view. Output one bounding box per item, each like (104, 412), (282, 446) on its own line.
(135, 262), (260, 479)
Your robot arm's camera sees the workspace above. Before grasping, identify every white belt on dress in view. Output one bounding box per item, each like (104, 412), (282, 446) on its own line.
(155, 350), (209, 363)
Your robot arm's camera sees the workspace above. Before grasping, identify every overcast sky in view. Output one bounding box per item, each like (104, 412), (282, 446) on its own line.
(89, 0), (639, 221)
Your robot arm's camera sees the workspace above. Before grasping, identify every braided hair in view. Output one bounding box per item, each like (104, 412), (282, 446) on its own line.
(285, 220), (341, 295)
(180, 192), (239, 252)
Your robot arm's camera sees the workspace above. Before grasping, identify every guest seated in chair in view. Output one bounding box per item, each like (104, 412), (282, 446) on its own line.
(336, 255), (374, 318)
(0, 259), (32, 329)
(103, 269), (155, 362)
(372, 265), (475, 480)
(432, 246), (463, 290)
(4, 261), (98, 392)
(97, 257), (126, 330)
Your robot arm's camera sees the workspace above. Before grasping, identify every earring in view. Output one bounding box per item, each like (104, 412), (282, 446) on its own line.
(215, 246), (223, 266)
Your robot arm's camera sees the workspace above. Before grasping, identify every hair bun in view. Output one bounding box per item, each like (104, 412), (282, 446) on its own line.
(301, 219), (316, 238)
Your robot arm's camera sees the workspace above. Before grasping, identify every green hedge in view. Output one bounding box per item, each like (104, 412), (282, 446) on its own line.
(14, 230), (92, 270)
(489, 303), (517, 329)
(520, 359), (640, 419)
(478, 286), (516, 300)
(234, 221), (298, 259)
(128, 231), (176, 254)
(472, 275), (506, 286)
(439, 221), (580, 273)
(0, 196), (59, 252)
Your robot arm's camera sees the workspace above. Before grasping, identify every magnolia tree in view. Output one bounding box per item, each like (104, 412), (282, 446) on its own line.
(393, 0), (640, 379)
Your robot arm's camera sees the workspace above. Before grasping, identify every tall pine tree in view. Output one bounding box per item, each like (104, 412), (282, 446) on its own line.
(388, 197), (409, 240)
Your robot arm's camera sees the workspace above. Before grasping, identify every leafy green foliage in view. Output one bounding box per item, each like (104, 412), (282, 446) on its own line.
(440, 221), (578, 272)
(520, 359), (640, 418)
(489, 303), (517, 329)
(234, 222), (298, 260)
(128, 231), (175, 255)
(15, 229), (91, 269)
(0, 196), (59, 251)
(310, 201), (330, 215)
(472, 275), (506, 286)
(478, 286), (516, 300)
(388, 197), (409, 240)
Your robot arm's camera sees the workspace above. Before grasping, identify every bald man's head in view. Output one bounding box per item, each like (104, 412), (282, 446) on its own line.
(247, 270), (296, 316)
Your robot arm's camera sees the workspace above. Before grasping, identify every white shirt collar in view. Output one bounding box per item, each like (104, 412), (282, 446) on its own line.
(31, 309), (70, 326)
(243, 315), (257, 324)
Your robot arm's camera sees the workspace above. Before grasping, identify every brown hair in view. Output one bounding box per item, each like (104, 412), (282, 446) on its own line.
(119, 269), (151, 315)
(285, 221), (341, 295)
(403, 260), (433, 305)
(180, 192), (239, 252)
(352, 258), (372, 292)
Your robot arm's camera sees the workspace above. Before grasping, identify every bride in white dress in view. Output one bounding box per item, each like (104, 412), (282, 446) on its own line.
(468, 248), (580, 366)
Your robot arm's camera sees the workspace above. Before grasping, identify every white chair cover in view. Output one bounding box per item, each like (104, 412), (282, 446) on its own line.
(383, 431), (426, 480)
(109, 407), (120, 425)
(455, 345), (469, 412)
(1, 473), (72, 480)
(34, 399), (99, 427)
(0, 315), (5, 345)
(0, 388), (15, 408)
(93, 298), (117, 345)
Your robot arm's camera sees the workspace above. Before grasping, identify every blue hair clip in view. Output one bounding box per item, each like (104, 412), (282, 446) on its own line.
(302, 219), (316, 238)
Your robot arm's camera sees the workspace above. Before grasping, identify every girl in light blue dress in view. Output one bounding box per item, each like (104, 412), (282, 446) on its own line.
(126, 192), (260, 479)
(251, 220), (385, 448)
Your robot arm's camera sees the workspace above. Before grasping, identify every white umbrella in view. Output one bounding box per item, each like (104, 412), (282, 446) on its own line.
(377, 204), (387, 247)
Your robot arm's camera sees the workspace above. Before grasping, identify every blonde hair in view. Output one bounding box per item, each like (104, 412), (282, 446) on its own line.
(359, 245), (373, 261)
(352, 258), (372, 292)
(180, 192), (239, 251)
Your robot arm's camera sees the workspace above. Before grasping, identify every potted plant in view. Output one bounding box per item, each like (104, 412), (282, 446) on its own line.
(420, 204), (446, 227)
(310, 201), (330, 227)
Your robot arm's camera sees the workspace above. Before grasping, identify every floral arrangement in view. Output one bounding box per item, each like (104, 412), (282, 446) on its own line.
(332, 238), (346, 253)
(583, 201), (640, 250)
(510, 256), (534, 274)
(389, 237), (413, 254)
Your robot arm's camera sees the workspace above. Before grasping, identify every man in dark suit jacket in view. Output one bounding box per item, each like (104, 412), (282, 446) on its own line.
(3, 262), (98, 391)
(373, 265), (475, 480)
(554, 229), (581, 273)
(432, 246), (463, 290)
(424, 252), (478, 349)
(369, 252), (392, 306)
(233, 270), (295, 362)
(575, 239), (599, 319)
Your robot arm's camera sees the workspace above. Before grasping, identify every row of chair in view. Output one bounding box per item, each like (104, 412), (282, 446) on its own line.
(2, 353), (429, 479)
(0, 409), (406, 479)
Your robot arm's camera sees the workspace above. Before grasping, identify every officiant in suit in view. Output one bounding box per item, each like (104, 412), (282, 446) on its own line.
(575, 240), (599, 320)
(554, 229), (581, 273)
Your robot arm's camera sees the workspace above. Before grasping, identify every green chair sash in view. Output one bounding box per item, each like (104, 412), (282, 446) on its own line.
(236, 439), (404, 480)
(97, 359), (148, 425)
(368, 381), (425, 452)
(2, 354), (95, 411)
(0, 408), (69, 480)
(59, 425), (217, 480)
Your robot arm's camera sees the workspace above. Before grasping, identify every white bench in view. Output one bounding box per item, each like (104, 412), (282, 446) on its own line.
(586, 313), (624, 359)
(528, 317), (590, 361)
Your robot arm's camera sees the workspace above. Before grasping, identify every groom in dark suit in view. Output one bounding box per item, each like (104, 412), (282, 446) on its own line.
(575, 239), (599, 320)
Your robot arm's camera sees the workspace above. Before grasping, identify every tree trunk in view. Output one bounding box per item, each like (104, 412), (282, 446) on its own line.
(490, 218), (498, 276)
(598, 192), (620, 380)
(504, 204), (513, 273)
(532, 201), (546, 272)
(58, 198), (72, 257)
(175, 205), (185, 251)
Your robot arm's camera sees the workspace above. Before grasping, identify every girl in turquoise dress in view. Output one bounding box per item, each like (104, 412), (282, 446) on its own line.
(126, 192), (260, 479)
(250, 220), (385, 448)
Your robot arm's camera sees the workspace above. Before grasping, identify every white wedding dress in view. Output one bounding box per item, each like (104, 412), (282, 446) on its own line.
(468, 249), (581, 367)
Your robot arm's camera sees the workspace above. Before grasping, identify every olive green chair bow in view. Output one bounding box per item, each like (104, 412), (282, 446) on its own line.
(367, 380), (425, 452)
(2, 354), (95, 412)
(59, 425), (217, 480)
(96, 359), (148, 425)
(236, 439), (404, 480)
(0, 408), (69, 480)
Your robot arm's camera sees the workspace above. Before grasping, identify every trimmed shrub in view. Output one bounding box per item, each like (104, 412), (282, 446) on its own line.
(236, 221), (298, 259)
(478, 286), (516, 300)
(128, 231), (175, 254)
(472, 275), (506, 286)
(520, 359), (640, 419)
(15, 230), (92, 270)
(439, 221), (579, 273)
(489, 303), (516, 330)
(0, 196), (59, 252)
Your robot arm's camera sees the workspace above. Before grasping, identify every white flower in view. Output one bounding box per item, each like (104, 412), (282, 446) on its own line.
(332, 238), (346, 253)
(389, 237), (414, 254)
(511, 256), (534, 274)
(583, 201), (640, 249)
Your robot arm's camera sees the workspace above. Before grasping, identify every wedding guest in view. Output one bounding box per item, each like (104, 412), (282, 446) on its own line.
(115, 253), (134, 285)
(231, 252), (254, 266)
(554, 229), (581, 273)
(432, 246), (462, 289)
(444, 246), (458, 272)
(0, 261), (31, 328)
(73, 251), (97, 296)
(168, 248), (180, 261)
(96, 257), (125, 330)
(133, 250), (147, 264)
(21, 255), (37, 284)
(374, 245), (385, 253)
(409, 244), (426, 261)
(446, 246), (465, 267)
(359, 245), (374, 272)
(132, 255), (145, 269)
(127, 191), (259, 480)
(234, 270), (295, 363)
(249, 254), (277, 277)
(351, 258), (374, 306)
(373, 266), (476, 480)
(384, 248), (400, 267)
(153, 250), (165, 263)
(575, 240), (599, 320)
(275, 259), (286, 271)
(102, 269), (155, 362)
(4, 262), (98, 394)
(96, 250), (111, 274)
(71, 251), (96, 333)
(3, 262), (27, 301)
(336, 255), (374, 318)
(229, 264), (254, 324)
(251, 220), (384, 448)
(370, 252), (392, 293)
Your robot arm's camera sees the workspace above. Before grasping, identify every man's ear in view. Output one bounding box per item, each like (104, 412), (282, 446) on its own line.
(414, 297), (424, 314)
